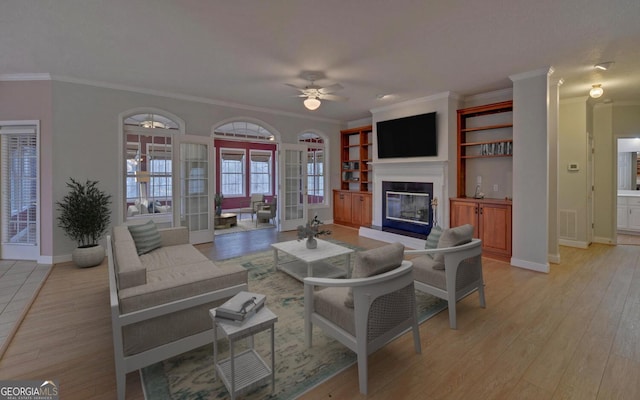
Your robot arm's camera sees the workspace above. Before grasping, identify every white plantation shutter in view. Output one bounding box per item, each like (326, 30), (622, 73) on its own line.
(1, 126), (38, 245)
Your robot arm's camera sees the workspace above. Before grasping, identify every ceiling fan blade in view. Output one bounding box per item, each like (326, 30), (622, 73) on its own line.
(285, 83), (306, 93)
(319, 93), (348, 102)
(318, 83), (343, 94)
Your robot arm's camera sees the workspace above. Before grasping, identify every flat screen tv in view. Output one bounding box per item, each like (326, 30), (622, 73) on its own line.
(376, 112), (437, 158)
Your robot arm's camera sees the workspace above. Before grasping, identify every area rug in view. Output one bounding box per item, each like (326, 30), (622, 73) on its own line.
(140, 243), (447, 399)
(214, 218), (275, 236)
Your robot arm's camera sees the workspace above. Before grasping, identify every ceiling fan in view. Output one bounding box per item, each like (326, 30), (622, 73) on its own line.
(286, 71), (348, 111)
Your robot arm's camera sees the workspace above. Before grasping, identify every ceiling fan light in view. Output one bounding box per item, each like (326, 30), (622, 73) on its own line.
(589, 84), (604, 98)
(304, 97), (321, 110)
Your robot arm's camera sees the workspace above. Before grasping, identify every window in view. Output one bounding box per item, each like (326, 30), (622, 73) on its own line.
(1, 130), (37, 244)
(221, 149), (245, 196)
(123, 111), (181, 220)
(250, 150), (272, 195)
(299, 132), (326, 205)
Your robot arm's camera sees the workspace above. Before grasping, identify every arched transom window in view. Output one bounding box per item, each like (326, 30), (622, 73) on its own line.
(214, 121), (275, 142)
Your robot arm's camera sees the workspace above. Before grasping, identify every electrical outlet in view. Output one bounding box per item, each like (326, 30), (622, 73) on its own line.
(493, 184), (499, 192)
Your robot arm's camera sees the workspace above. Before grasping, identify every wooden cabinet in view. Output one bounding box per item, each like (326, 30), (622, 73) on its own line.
(450, 198), (512, 262)
(340, 126), (372, 192)
(333, 190), (371, 228)
(457, 101), (513, 198)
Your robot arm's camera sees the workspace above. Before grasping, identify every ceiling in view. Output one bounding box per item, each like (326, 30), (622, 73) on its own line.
(1, 0), (639, 122)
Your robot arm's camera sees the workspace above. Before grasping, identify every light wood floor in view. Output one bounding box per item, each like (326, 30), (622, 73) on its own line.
(1, 225), (639, 399)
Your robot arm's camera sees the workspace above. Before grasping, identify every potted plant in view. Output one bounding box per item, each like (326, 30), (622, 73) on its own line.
(297, 216), (331, 249)
(57, 178), (112, 268)
(214, 193), (224, 216)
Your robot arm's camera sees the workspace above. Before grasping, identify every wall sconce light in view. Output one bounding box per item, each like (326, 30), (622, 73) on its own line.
(303, 97), (321, 111)
(589, 84), (604, 98)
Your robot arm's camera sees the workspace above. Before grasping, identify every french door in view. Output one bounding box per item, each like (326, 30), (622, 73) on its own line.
(0, 122), (39, 260)
(174, 135), (214, 244)
(279, 143), (307, 231)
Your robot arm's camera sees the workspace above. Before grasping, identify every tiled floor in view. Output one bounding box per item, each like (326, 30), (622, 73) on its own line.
(0, 260), (51, 356)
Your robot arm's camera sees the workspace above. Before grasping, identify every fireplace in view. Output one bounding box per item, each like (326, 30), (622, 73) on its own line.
(382, 181), (433, 239)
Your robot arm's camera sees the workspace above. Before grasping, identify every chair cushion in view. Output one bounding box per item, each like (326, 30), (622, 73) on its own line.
(315, 286), (356, 336)
(432, 224), (473, 269)
(412, 255), (446, 289)
(128, 220), (163, 255)
(344, 242), (404, 308)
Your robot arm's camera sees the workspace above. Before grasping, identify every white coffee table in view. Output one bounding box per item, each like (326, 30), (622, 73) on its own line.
(271, 238), (354, 281)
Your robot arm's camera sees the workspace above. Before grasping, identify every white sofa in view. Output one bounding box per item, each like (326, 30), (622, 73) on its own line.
(107, 225), (248, 400)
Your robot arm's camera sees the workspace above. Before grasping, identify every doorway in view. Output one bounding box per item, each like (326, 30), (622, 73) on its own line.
(616, 137), (640, 245)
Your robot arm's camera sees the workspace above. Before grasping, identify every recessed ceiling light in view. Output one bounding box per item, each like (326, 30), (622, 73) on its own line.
(594, 61), (614, 71)
(376, 94), (391, 100)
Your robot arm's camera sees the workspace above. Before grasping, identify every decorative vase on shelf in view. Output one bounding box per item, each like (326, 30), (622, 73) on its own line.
(306, 236), (317, 249)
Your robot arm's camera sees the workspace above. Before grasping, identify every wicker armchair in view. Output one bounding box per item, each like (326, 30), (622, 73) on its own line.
(405, 224), (485, 329)
(304, 243), (420, 395)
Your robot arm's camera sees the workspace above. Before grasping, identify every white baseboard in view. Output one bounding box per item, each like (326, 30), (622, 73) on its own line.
(37, 255), (54, 265)
(559, 239), (589, 249)
(510, 257), (550, 273)
(359, 227), (425, 249)
(53, 254), (72, 264)
(593, 236), (615, 245)
(548, 253), (561, 264)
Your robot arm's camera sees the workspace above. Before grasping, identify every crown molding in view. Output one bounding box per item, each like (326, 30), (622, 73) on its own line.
(370, 91), (460, 114)
(52, 75), (341, 124)
(509, 67), (554, 82)
(463, 88), (513, 103)
(0, 73), (52, 81)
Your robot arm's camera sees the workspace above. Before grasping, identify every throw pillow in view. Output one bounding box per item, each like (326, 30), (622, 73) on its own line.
(344, 242), (405, 308)
(128, 220), (162, 255)
(432, 224), (474, 270)
(424, 225), (443, 258)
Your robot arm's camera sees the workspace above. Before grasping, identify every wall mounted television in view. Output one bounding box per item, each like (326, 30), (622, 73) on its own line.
(376, 112), (437, 158)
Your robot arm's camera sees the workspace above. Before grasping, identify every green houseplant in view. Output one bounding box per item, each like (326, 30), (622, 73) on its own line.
(57, 178), (112, 267)
(214, 193), (224, 216)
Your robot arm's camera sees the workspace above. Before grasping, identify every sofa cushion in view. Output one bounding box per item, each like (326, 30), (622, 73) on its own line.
(112, 226), (147, 289)
(344, 242), (404, 308)
(432, 224), (473, 269)
(118, 260), (248, 314)
(128, 220), (162, 255)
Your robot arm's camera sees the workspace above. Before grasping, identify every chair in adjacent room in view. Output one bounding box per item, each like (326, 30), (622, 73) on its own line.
(304, 243), (421, 394)
(256, 197), (277, 226)
(405, 224), (485, 329)
(238, 193), (264, 221)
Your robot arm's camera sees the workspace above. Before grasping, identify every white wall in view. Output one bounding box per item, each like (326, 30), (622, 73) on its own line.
(50, 80), (343, 257)
(558, 97), (589, 246)
(369, 92), (458, 227)
(510, 68), (552, 273)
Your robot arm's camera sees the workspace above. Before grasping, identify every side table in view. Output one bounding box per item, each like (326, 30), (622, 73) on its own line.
(210, 306), (278, 399)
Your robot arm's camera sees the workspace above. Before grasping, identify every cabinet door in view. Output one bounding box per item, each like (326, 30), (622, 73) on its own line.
(333, 191), (352, 223)
(628, 206), (640, 230)
(450, 200), (479, 238)
(479, 203), (512, 257)
(618, 206), (629, 229)
(352, 193), (372, 226)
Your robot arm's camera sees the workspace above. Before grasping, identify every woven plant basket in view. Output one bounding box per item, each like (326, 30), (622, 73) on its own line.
(72, 244), (105, 268)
